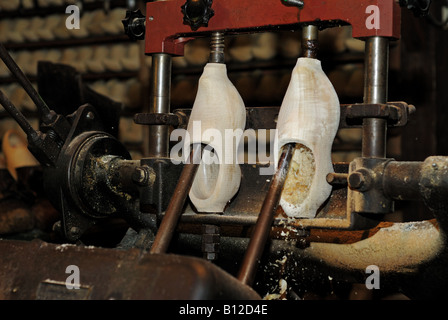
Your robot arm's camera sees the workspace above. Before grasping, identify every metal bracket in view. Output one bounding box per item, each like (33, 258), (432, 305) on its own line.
(136, 103), (415, 131)
(145, 0), (401, 55)
(339, 102), (416, 128)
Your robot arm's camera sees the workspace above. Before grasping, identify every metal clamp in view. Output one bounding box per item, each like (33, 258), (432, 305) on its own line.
(340, 102), (416, 128)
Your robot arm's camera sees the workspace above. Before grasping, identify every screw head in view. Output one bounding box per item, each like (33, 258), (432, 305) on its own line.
(69, 226), (81, 237)
(348, 171), (365, 190)
(282, 0), (305, 8)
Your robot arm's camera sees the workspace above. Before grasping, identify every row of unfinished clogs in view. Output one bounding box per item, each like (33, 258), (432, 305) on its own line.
(0, 57), (364, 112)
(89, 78), (142, 109)
(0, 83), (38, 112)
(0, 77), (142, 113)
(0, 43), (143, 77)
(56, 43), (143, 74)
(0, 0), (90, 11)
(0, 8), (126, 43)
(0, 60), (364, 113)
(173, 27), (365, 68)
(170, 62), (365, 109)
(0, 24), (364, 77)
(168, 57), (365, 108)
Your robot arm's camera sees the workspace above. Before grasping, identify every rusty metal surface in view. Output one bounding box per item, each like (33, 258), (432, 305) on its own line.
(180, 162), (381, 231)
(174, 218), (448, 299)
(172, 103), (414, 132)
(0, 239), (260, 300)
(172, 107), (278, 131)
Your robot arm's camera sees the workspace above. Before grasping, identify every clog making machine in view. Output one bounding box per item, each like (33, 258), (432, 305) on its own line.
(0, 0), (446, 300)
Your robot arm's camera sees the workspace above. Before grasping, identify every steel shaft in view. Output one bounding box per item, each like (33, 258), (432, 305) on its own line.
(237, 143), (294, 286)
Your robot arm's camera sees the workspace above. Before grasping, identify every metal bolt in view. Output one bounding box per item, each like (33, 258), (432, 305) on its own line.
(348, 169), (373, 191)
(348, 171), (365, 190)
(86, 111), (95, 120)
(69, 226), (81, 237)
(52, 220), (62, 232)
(209, 31), (225, 63)
(326, 172), (348, 186)
(202, 224), (220, 261)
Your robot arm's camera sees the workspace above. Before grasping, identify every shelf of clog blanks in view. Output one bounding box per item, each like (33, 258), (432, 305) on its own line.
(0, 0), (145, 110)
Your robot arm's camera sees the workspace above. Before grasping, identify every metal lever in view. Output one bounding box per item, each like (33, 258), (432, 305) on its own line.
(0, 43), (72, 166)
(0, 89), (59, 167)
(237, 143), (295, 286)
(0, 43), (56, 125)
(0, 89), (39, 142)
(150, 144), (203, 254)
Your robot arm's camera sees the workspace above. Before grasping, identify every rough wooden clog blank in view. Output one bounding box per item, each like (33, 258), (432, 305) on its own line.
(276, 58), (340, 218)
(2, 130), (39, 180)
(186, 63), (246, 213)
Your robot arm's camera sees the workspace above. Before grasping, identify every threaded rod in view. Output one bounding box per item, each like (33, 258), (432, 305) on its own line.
(209, 32), (225, 63)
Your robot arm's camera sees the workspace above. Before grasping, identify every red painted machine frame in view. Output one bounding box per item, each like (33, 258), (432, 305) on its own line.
(144, 0), (401, 56)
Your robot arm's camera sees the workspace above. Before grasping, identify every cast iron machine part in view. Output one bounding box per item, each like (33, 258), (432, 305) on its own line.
(136, 0), (407, 232)
(132, 0), (448, 297)
(0, 43), (161, 243)
(2, 0), (448, 300)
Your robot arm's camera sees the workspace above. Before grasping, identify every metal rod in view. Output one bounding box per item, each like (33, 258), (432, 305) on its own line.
(0, 43), (55, 125)
(150, 144), (202, 254)
(0, 89), (39, 141)
(326, 172), (348, 186)
(148, 53), (172, 158)
(383, 161), (423, 201)
(362, 37), (389, 158)
(181, 213), (258, 226)
(237, 143), (295, 286)
(302, 25), (318, 58)
(209, 32), (225, 63)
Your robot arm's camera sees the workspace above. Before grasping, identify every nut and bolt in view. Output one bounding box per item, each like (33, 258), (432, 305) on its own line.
(202, 224), (220, 261)
(86, 111), (95, 120)
(69, 226), (81, 238)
